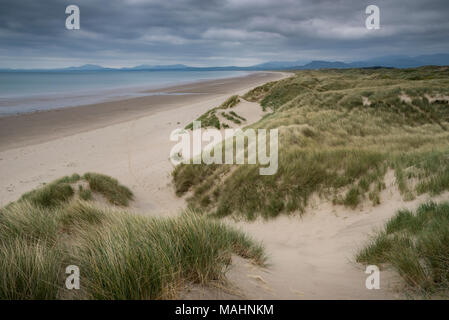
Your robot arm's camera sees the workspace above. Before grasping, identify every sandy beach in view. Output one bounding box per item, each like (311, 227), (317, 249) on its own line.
(2, 0), (449, 307)
(2, 69), (445, 300)
(0, 72), (286, 210)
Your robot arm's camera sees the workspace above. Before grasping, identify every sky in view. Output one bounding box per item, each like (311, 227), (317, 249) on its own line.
(0, 0), (448, 68)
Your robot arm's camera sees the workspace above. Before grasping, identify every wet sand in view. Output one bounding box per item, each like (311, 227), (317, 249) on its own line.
(0, 72), (282, 152)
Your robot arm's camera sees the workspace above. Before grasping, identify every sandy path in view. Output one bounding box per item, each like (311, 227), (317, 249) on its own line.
(226, 189), (449, 299)
(183, 175), (449, 300)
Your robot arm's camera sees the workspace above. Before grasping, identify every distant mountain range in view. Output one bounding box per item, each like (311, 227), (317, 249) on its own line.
(55, 63), (191, 71)
(2, 54), (449, 72)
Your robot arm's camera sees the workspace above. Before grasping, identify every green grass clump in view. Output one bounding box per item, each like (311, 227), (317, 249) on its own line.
(78, 185), (93, 201)
(71, 208), (264, 299)
(343, 187), (360, 208)
(19, 182), (75, 208)
(0, 200), (63, 299)
(221, 112), (241, 124)
(219, 95), (240, 109)
(185, 95), (242, 129)
(229, 111), (246, 121)
(261, 82), (305, 111)
(357, 201), (449, 296)
(172, 163), (220, 196)
(53, 173), (81, 184)
(243, 81), (276, 104)
(0, 239), (63, 299)
(0, 176), (265, 300)
(13, 173), (133, 208)
(185, 109), (221, 130)
(173, 67), (449, 220)
(83, 173), (133, 206)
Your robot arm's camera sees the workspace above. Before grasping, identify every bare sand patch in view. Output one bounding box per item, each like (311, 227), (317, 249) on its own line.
(362, 96), (371, 106)
(399, 93), (412, 103)
(424, 93), (449, 103)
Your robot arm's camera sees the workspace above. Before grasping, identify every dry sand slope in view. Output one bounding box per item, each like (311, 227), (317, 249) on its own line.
(182, 173), (449, 300)
(224, 188), (449, 300)
(2, 70), (443, 300)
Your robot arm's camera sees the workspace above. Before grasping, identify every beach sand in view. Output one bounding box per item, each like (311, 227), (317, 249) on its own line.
(1, 70), (432, 300)
(0, 72), (286, 211)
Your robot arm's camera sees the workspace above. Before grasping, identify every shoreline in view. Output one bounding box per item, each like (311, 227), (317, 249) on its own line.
(0, 71), (289, 209)
(0, 72), (283, 152)
(0, 70), (254, 117)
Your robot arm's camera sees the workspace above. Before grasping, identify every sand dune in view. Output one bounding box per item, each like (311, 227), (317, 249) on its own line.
(0, 72), (287, 212)
(1, 70), (437, 300)
(224, 188), (449, 299)
(182, 171), (449, 299)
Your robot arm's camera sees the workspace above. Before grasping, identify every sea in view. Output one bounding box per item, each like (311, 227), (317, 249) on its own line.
(0, 70), (250, 116)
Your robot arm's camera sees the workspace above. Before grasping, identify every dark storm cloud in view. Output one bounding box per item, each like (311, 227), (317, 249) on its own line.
(0, 0), (448, 68)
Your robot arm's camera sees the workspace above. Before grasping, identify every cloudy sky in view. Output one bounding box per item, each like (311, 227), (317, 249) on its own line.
(0, 0), (448, 68)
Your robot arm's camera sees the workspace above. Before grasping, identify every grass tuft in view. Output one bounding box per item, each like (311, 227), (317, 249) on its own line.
(83, 173), (133, 206)
(0, 175), (265, 300)
(220, 95), (240, 109)
(185, 95), (241, 129)
(357, 201), (449, 296)
(78, 185), (93, 201)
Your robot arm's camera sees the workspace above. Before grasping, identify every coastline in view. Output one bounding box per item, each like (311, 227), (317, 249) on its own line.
(0, 72), (282, 152)
(0, 70), (253, 116)
(0, 71), (289, 209)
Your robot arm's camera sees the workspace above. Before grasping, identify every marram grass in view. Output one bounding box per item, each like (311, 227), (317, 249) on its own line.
(357, 201), (449, 297)
(0, 175), (264, 300)
(174, 67), (449, 220)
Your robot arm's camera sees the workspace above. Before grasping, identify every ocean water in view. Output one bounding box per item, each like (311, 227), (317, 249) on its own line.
(0, 70), (250, 116)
